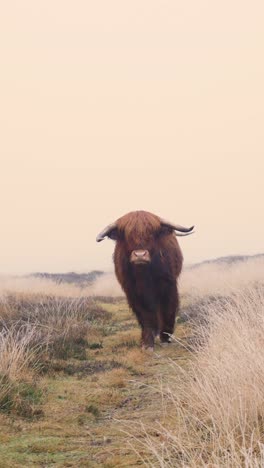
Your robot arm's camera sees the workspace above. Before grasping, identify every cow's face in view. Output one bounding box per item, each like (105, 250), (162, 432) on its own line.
(104, 212), (172, 266)
(123, 226), (175, 266)
(118, 212), (158, 265)
(96, 210), (194, 266)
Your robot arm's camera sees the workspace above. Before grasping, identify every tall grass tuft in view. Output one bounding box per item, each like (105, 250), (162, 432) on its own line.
(0, 324), (42, 416)
(137, 285), (264, 466)
(0, 295), (110, 359)
(0, 294), (111, 415)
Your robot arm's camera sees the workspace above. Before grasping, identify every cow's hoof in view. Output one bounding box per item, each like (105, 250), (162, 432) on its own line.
(142, 345), (154, 353)
(160, 333), (172, 344)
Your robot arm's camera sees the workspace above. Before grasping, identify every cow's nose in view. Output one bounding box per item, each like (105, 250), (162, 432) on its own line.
(130, 249), (151, 264)
(134, 250), (148, 257)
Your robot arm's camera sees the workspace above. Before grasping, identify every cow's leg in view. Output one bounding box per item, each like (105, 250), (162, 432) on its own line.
(141, 326), (155, 349)
(159, 284), (179, 343)
(132, 305), (158, 349)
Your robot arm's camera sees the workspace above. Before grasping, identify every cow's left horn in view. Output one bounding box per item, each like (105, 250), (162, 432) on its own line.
(160, 219), (195, 236)
(96, 222), (117, 242)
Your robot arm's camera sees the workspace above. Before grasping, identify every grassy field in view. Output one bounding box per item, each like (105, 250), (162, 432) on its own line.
(0, 294), (191, 467)
(0, 256), (264, 467)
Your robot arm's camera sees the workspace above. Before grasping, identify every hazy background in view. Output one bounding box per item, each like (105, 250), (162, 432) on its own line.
(0, 0), (263, 274)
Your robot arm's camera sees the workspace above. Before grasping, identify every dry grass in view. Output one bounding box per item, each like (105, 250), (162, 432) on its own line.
(0, 325), (40, 380)
(98, 368), (130, 389)
(0, 324), (44, 417)
(0, 326), (37, 409)
(136, 283), (264, 466)
(0, 256), (263, 466)
(0, 293), (112, 417)
(0, 294), (111, 359)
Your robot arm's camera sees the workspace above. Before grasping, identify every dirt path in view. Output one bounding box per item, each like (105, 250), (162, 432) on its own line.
(0, 299), (191, 467)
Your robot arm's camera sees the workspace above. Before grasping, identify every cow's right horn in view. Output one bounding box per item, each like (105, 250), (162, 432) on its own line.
(160, 219), (195, 236)
(96, 222), (117, 242)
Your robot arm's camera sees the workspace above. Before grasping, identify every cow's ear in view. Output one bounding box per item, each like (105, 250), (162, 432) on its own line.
(108, 228), (119, 241)
(158, 225), (174, 237)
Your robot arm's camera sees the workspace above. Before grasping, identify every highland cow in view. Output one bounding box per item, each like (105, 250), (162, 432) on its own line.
(96, 211), (194, 350)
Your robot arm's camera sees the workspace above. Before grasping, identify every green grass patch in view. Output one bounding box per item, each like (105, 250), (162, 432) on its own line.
(0, 378), (43, 418)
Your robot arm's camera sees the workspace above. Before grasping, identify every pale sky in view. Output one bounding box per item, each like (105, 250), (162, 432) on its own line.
(0, 1), (263, 274)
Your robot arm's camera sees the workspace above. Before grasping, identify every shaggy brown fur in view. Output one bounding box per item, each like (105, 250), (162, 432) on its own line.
(99, 211), (186, 348)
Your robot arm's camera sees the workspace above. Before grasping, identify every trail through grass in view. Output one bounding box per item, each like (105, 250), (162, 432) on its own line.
(0, 298), (190, 467)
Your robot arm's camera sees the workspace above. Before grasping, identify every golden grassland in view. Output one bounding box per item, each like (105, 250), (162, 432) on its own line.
(0, 256), (263, 467)
(0, 294), (190, 467)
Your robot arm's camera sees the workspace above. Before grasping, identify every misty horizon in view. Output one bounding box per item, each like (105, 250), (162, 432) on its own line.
(1, 251), (263, 276)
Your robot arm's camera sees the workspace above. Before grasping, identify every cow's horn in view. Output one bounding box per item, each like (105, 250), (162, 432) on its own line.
(160, 219), (195, 236)
(96, 222), (117, 242)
